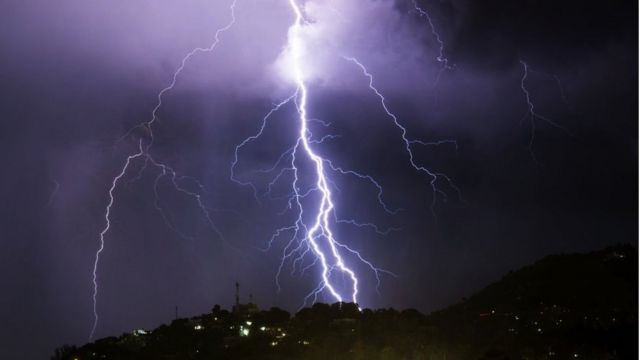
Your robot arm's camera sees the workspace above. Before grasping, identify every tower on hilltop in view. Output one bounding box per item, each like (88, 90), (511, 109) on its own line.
(235, 281), (240, 308)
(232, 281), (259, 317)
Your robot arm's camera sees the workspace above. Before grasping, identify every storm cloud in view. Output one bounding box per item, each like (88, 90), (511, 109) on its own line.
(0, 0), (636, 358)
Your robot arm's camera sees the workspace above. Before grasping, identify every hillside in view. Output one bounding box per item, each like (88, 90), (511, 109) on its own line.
(426, 244), (637, 359)
(53, 245), (637, 359)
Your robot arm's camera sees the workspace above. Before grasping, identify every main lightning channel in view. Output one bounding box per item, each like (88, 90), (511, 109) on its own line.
(287, 0), (359, 304)
(233, 1), (449, 307)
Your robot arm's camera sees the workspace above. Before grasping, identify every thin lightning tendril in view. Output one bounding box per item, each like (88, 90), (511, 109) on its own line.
(344, 56), (461, 218)
(90, 0), (237, 339)
(231, 94), (297, 202)
(91, 141), (145, 339)
(412, 0), (453, 85)
(519, 60), (573, 162)
(46, 179), (60, 207)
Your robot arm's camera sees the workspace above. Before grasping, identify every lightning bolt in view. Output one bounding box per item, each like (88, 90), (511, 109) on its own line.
(344, 56), (461, 217)
(285, 0), (362, 305)
(91, 141), (145, 339)
(412, 0), (453, 86)
(232, 0), (461, 308)
(92, 0), (460, 332)
(89, 0), (237, 339)
(519, 60), (573, 162)
(231, 94), (297, 202)
(232, 1), (398, 307)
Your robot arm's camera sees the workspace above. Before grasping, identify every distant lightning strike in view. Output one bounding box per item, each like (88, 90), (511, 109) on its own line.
(91, 141), (145, 339)
(412, 0), (452, 85)
(519, 60), (573, 162)
(90, 0), (237, 339)
(344, 57), (460, 216)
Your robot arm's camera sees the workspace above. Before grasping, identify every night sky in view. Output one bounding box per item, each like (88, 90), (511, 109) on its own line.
(0, 0), (636, 358)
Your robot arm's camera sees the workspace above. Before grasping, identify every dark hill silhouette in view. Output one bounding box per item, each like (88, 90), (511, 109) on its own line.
(53, 245), (637, 359)
(426, 244), (637, 359)
(437, 244), (635, 315)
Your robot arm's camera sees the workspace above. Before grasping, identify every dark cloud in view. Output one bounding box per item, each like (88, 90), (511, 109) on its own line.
(442, 0), (637, 70)
(0, 0), (636, 358)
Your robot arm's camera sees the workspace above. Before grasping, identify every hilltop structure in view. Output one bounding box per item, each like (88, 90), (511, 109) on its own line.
(232, 281), (259, 318)
(52, 246), (636, 360)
